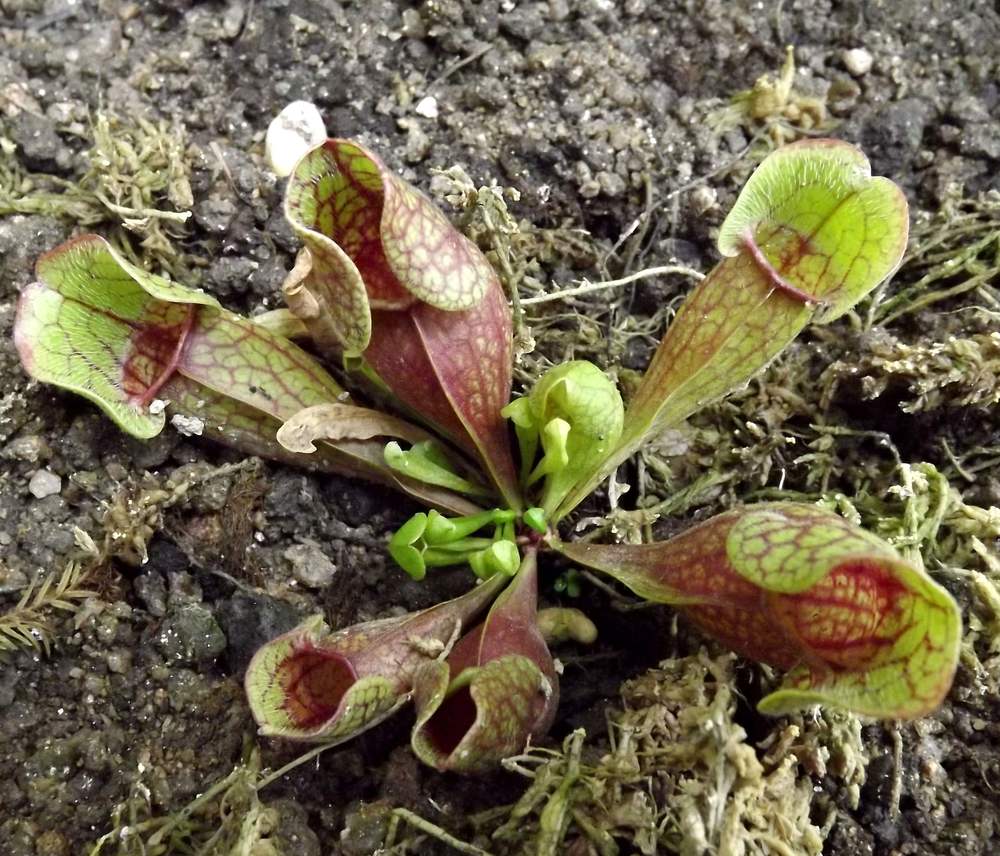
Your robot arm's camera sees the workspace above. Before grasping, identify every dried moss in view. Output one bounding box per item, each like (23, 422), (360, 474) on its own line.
(89, 746), (281, 856)
(470, 653), (834, 855)
(708, 45), (829, 146)
(1, 111), (196, 277)
(822, 330), (1000, 413)
(868, 190), (1000, 326)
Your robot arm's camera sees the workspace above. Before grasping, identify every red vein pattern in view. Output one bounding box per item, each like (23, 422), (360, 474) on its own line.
(283, 139), (521, 506)
(365, 281), (520, 508)
(411, 554), (557, 772)
(306, 142), (413, 308)
(557, 141), (909, 520)
(246, 572), (506, 739)
(624, 252), (811, 451)
(559, 503), (960, 718)
(179, 308), (344, 420)
(380, 167), (497, 311)
(126, 304), (195, 406)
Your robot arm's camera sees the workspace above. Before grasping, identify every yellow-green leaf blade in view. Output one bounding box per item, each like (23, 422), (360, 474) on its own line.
(180, 308), (345, 421)
(556, 255), (807, 519)
(556, 140), (909, 520)
(726, 503), (896, 593)
(15, 278), (164, 438)
(558, 503), (960, 720)
(13, 234), (219, 439)
(759, 556), (961, 719)
(718, 138), (909, 322)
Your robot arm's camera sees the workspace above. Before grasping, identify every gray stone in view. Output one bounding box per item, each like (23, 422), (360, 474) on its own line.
(207, 256), (260, 297)
(861, 97), (934, 173)
(133, 570), (168, 617)
(0, 216), (69, 297)
(2, 436), (51, 464)
(0, 566), (29, 595)
(10, 113), (65, 170)
(596, 170), (626, 197)
(155, 603), (226, 663)
(960, 124), (1000, 161)
(132, 571), (167, 618)
(500, 5), (546, 41)
(73, 21), (123, 72)
(547, 0), (570, 21)
(28, 470), (61, 499)
(105, 650), (131, 675)
(284, 540), (337, 588)
(215, 591), (302, 674)
(193, 196), (237, 234)
(401, 8), (427, 39)
(271, 799), (322, 856)
(341, 802), (393, 856)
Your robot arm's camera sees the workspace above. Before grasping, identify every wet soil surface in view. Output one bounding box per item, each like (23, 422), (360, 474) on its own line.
(1, 1), (1000, 854)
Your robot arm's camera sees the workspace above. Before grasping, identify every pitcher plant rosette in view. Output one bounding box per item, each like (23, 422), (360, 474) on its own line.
(14, 132), (961, 773)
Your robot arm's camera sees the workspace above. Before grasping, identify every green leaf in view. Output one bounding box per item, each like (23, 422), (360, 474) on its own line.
(389, 513), (430, 581)
(506, 361), (624, 518)
(555, 140), (908, 519)
(725, 503), (894, 593)
(384, 440), (493, 499)
(14, 235), (483, 517)
(716, 139), (909, 323)
(504, 397), (538, 484)
(389, 509), (521, 580)
(423, 508), (516, 545)
(14, 234), (216, 438)
(468, 540), (521, 580)
(523, 507), (548, 534)
(245, 615), (403, 743)
(182, 309), (346, 419)
(14, 234), (346, 439)
(757, 554), (961, 719)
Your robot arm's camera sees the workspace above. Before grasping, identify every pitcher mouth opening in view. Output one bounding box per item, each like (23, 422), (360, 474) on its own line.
(421, 684), (478, 760)
(281, 646), (358, 730)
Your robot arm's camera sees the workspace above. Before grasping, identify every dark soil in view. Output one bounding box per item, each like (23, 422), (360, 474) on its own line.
(1, 1), (999, 854)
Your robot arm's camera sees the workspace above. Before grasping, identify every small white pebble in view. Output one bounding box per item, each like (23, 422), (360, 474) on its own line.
(170, 414), (204, 437)
(265, 100), (328, 177)
(28, 469), (61, 499)
(148, 398), (169, 415)
(691, 184), (718, 215)
(414, 95), (439, 119)
(843, 48), (873, 76)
